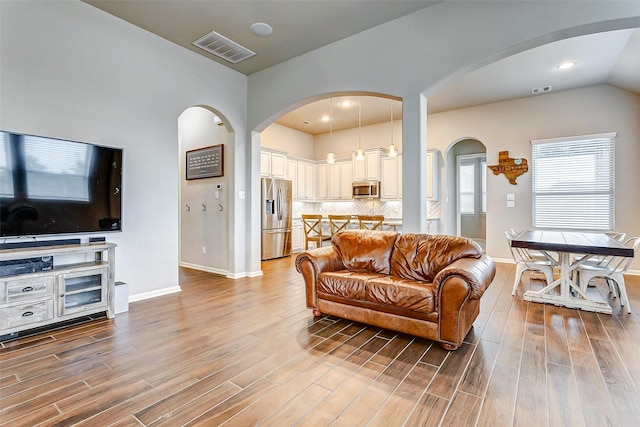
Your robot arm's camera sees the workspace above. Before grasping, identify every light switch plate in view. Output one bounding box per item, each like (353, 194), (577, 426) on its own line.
(507, 200), (515, 208)
(506, 193), (515, 201)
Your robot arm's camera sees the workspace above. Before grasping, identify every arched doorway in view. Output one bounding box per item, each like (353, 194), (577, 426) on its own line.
(178, 106), (232, 277)
(447, 138), (487, 250)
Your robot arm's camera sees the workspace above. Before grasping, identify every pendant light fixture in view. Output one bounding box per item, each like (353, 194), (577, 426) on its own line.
(326, 98), (336, 164)
(354, 99), (365, 161)
(386, 100), (398, 158)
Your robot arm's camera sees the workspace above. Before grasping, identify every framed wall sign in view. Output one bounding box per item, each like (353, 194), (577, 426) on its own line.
(186, 145), (223, 180)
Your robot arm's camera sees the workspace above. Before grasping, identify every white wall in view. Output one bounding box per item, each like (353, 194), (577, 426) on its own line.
(0, 1), (247, 296)
(261, 123), (314, 159)
(427, 84), (640, 270)
(313, 120), (403, 162)
(246, 1), (640, 273)
(179, 107), (230, 275)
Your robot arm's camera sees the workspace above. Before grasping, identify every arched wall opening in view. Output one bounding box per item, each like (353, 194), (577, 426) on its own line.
(178, 105), (233, 277)
(444, 138), (487, 249)
(252, 92), (406, 268)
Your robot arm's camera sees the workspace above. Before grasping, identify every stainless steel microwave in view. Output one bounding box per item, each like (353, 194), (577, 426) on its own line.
(352, 181), (380, 199)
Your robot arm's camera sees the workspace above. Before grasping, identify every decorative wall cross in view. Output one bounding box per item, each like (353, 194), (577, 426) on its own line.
(488, 151), (528, 185)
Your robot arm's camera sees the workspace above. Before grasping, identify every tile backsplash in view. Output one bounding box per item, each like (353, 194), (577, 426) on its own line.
(293, 200), (439, 220)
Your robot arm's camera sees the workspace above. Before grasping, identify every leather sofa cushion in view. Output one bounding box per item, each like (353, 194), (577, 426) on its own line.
(390, 234), (482, 282)
(366, 276), (435, 313)
(318, 270), (383, 300)
(318, 271), (435, 314)
(331, 230), (398, 274)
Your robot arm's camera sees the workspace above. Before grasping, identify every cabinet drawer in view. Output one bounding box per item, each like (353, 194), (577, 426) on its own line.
(1, 276), (54, 304)
(0, 299), (54, 329)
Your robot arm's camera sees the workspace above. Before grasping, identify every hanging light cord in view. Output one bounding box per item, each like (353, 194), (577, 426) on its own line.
(329, 99), (333, 150)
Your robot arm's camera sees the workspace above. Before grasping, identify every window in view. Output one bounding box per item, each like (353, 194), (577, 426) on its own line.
(531, 132), (615, 230)
(459, 163), (475, 214)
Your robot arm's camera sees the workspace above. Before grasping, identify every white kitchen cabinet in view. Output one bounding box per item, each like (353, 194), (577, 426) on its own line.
(339, 162), (353, 200)
(326, 161), (353, 200)
(296, 160), (315, 200)
(427, 150), (439, 201)
(260, 150), (287, 178)
(287, 159), (298, 200)
(316, 164), (327, 200)
(292, 220), (304, 253)
(381, 154), (402, 200)
(352, 149), (382, 182)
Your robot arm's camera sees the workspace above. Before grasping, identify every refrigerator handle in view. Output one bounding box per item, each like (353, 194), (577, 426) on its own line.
(277, 188), (283, 220)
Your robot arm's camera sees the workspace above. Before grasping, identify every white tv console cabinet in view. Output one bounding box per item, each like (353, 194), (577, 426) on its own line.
(0, 242), (116, 339)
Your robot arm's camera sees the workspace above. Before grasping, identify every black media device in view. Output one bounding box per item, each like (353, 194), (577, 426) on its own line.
(89, 236), (106, 243)
(0, 130), (123, 238)
(0, 256), (54, 277)
(0, 238), (81, 250)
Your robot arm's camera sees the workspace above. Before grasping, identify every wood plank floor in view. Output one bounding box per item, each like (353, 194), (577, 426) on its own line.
(2, 258), (640, 426)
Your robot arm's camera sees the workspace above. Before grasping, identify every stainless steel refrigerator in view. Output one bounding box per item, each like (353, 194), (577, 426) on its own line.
(261, 178), (292, 260)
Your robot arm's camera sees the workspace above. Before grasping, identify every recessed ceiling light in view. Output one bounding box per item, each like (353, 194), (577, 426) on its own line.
(557, 61), (576, 70)
(250, 22), (273, 36)
(321, 115), (330, 122)
(301, 120), (311, 125)
(340, 100), (353, 108)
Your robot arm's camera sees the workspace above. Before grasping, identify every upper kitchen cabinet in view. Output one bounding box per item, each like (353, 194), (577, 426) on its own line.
(260, 149), (287, 178)
(427, 150), (439, 201)
(327, 161), (353, 200)
(316, 164), (327, 200)
(287, 159), (298, 199)
(352, 148), (383, 182)
(381, 154), (402, 201)
(296, 160), (315, 200)
(288, 158), (314, 201)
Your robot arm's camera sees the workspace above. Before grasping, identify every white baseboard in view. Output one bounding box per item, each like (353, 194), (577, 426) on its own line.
(227, 270), (264, 279)
(491, 258), (515, 264)
(179, 262), (263, 279)
(179, 262), (229, 277)
(129, 286), (182, 303)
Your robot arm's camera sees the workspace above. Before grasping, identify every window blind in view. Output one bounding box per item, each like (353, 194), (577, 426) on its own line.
(531, 133), (615, 231)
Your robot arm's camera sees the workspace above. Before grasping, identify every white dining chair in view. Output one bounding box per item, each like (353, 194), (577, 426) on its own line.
(574, 232), (626, 287)
(577, 236), (640, 314)
(505, 230), (556, 295)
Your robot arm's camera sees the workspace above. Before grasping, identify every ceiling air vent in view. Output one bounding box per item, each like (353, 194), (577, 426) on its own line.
(192, 31), (255, 64)
(531, 85), (552, 95)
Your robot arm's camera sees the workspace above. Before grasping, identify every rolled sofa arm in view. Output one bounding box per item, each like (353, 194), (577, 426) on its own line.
(295, 246), (345, 308)
(433, 254), (496, 300)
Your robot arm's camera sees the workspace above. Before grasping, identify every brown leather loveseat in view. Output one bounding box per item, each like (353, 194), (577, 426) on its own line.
(295, 230), (496, 350)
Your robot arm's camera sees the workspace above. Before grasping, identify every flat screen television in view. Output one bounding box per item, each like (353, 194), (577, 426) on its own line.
(0, 131), (122, 238)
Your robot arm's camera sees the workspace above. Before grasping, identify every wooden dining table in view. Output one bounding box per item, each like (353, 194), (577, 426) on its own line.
(510, 230), (635, 314)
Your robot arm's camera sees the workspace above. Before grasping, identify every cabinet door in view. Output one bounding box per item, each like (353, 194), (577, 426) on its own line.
(303, 163), (315, 200)
(260, 151), (271, 177)
(352, 154), (366, 181)
(292, 226), (304, 252)
(296, 162), (307, 199)
(58, 268), (108, 316)
(365, 151), (380, 181)
(339, 162), (353, 199)
(381, 156), (398, 200)
(315, 164), (327, 200)
(287, 160), (298, 200)
(327, 163), (341, 199)
(270, 153), (287, 178)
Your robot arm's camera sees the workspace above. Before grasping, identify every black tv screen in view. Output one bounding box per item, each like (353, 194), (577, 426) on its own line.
(0, 131), (122, 238)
